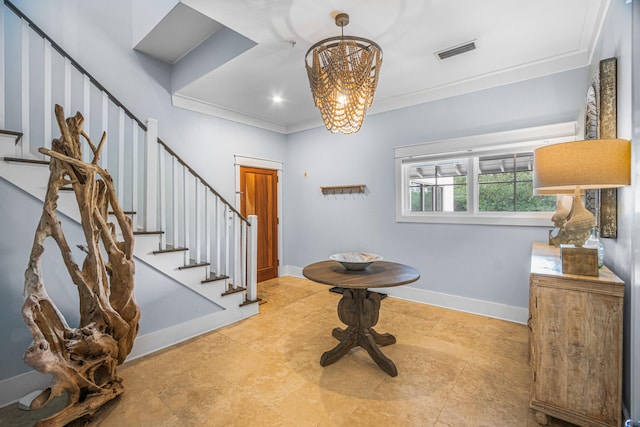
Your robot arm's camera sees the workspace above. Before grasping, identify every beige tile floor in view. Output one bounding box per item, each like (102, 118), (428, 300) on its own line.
(0, 276), (577, 426)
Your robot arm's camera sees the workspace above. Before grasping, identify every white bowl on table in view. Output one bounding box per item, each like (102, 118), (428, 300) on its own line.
(329, 252), (383, 271)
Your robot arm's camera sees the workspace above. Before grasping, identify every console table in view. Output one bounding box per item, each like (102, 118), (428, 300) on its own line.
(529, 242), (624, 426)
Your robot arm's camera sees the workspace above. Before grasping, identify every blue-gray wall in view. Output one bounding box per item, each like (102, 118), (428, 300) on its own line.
(284, 67), (590, 309)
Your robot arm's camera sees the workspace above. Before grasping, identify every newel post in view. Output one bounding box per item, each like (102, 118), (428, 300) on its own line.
(247, 215), (258, 301)
(144, 118), (158, 231)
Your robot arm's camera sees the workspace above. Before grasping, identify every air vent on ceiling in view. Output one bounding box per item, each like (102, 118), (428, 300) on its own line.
(435, 40), (477, 60)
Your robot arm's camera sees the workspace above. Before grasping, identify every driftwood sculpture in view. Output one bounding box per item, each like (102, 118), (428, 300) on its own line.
(22, 105), (140, 426)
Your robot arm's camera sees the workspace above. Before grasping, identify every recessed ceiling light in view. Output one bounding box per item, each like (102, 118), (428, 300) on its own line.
(272, 95), (283, 103)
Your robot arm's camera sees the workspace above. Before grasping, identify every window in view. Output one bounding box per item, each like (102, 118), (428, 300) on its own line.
(408, 159), (468, 212)
(395, 122), (577, 226)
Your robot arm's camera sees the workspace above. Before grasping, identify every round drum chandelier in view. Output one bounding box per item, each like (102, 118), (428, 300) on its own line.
(305, 13), (383, 134)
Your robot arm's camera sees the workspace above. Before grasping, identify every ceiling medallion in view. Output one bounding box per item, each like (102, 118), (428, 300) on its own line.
(304, 13), (383, 134)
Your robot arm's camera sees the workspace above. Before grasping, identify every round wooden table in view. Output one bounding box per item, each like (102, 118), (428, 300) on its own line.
(303, 260), (420, 377)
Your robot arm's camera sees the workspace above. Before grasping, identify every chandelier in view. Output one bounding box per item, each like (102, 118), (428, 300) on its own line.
(305, 13), (382, 134)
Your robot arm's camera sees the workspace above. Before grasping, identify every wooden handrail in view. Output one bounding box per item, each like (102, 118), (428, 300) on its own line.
(4, 0), (147, 131)
(157, 139), (249, 224)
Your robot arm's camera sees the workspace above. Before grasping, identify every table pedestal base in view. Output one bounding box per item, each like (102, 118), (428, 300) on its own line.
(320, 288), (398, 377)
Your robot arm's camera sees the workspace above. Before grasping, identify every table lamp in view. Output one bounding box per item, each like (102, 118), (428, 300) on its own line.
(533, 138), (631, 274)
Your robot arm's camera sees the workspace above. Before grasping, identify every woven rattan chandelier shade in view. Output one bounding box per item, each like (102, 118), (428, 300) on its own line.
(305, 13), (382, 134)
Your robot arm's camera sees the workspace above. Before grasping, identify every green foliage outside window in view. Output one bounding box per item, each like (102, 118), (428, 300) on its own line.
(478, 171), (556, 212)
(409, 159), (556, 213)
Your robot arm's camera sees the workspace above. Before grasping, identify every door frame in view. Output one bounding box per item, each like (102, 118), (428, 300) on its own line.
(234, 155), (283, 278)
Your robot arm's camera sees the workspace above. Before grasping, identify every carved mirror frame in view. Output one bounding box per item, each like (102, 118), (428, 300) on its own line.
(585, 57), (617, 238)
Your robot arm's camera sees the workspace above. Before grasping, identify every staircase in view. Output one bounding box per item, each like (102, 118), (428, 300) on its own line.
(0, 0), (259, 358)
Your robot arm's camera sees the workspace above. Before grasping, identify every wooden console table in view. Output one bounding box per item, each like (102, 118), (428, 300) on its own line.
(529, 242), (624, 426)
(303, 260), (419, 376)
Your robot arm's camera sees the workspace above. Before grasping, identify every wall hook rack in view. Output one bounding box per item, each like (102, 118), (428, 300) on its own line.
(320, 184), (366, 195)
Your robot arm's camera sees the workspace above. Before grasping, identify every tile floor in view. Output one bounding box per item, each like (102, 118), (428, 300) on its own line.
(0, 276), (577, 426)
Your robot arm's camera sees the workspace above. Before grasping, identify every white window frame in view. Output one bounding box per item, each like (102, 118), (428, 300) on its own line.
(395, 122), (577, 226)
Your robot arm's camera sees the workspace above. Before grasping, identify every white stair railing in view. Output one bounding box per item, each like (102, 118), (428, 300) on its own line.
(153, 139), (253, 289)
(1, 0), (257, 301)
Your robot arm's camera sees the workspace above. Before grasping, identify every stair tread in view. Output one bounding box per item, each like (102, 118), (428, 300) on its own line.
(4, 156), (49, 165)
(109, 210), (136, 215)
(153, 245), (188, 255)
(133, 230), (165, 235)
(178, 261), (210, 270)
(202, 273), (229, 283)
(222, 286), (246, 296)
(240, 298), (261, 307)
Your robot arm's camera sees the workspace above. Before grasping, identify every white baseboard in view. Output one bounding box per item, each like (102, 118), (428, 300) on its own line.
(0, 370), (51, 410)
(0, 305), (259, 409)
(282, 265), (528, 324)
(282, 265), (303, 277)
(379, 286), (528, 324)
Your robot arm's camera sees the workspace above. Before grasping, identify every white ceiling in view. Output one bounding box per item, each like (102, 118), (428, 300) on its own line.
(134, 0), (610, 134)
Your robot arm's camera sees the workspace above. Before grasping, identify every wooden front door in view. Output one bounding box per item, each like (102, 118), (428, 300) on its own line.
(240, 166), (278, 282)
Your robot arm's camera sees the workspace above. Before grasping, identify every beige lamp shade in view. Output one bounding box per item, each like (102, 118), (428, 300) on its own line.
(533, 139), (631, 191)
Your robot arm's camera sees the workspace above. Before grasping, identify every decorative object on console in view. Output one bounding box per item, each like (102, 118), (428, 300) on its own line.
(560, 244), (599, 276)
(533, 138), (631, 274)
(305, 13), (382, 134)
(534, 192), (573, 246)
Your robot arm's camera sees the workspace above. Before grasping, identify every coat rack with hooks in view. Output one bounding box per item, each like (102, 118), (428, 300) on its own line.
(320, 184), (366, 195)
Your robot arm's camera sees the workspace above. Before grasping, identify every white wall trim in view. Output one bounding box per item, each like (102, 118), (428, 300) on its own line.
(234, 155), (282, 171)
(283, 267), (528, 324)
(282, 265), (303, 278)
(172, 93), (287, 134)
(379, 285), (529, 324)
(0, 370), (51, 410)
(235, 155), (284, 277)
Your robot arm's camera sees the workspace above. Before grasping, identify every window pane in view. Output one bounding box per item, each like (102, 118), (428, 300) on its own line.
(407, 159), (468, 212)
(516, 170), (533, 183)
(454, 181), (467, 211)
(478, 182), (515, 211)
(515, 182), (557, 212)
(477, 152), (547, 212)
(424, 186), (434, 211)
(410, 186), (422, 211)
(479, 155), (515, 175)
(479, 171), (514, 183)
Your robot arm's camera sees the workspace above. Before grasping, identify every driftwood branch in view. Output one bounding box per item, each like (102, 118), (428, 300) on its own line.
(22, 104), (140, 426)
